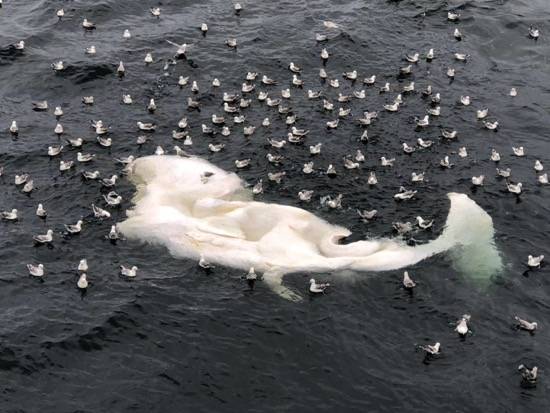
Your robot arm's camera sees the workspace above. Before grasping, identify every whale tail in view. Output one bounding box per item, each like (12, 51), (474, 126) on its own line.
(415, 192), (502, 280)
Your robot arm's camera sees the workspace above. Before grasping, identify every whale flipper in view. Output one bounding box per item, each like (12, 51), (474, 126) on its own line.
(263, 269), (302, 302)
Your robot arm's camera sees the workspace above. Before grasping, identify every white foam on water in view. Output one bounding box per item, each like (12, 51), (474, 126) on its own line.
(118, 156), (502, 300)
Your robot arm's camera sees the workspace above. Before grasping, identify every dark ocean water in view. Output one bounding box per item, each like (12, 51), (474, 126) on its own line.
(1, 0), (549, 412)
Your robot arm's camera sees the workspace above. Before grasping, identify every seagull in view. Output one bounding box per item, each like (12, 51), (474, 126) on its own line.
(357, 209), (377, 222)
(323, 20), (338, 29)
(539, 173), (548, 184)
(100, 175), (118, 188)
(234, 3), (243, 14)
(225, 38), (237, 48)
(507, 182), (522, 194)
(22, 180), (34, 193)
(428, 105), (442, 116)
(454, 28), (463, 40)
(108, 225), (119, 240)
(309, 278), (330, 294)
(303, 162), (314, 174)
(446, 67), (455, 78)
(394, 221), (413, 236)
(252, 180), (263, 194)
(455, 314), (471, 336)
(137, 121), (156, 131)
(411, 172), (424, 182)
(476, 108), (489, 119)
(458, 147), (468, 158)
(512, 146), (525, 157)
(201, 23), (208, 34)
(48, 145), (63, 157)
(51, 61), (64, 71)
(298, 190), (314, 202)
(355, 150), (365, 162)
(321, 194), (342, 209)
(454, 52), (469, 61)
(262, 75), (277, 85)
(321, 48), (329, 60)
(326, 164), (337, 176)
(440, 156), (453, 168)
(103, 191), (122, 206)
(394, 187), (417, 200)
(235, 159), (251, 168)
(267, 138), (286, 148)
(78, 259), (88, 272)
(534, 160), (544, 171)
(267, 172), (286, 184)
(77, 273), (88, 289)
(289, 62), (301, 73)
(1, 209), (18, 221)
(416, 216), (433, 229)
(244, 267), (257, 289)
(380, 157), (395, 167)
(120, 265), (138, 277)
(496, 168), (511, 178)
(415, 115), (429, 127)
(178, 76), (189, 87)
(406, 52), (419, 63)
(400, 64), (412, 75)
(56, 8), (64, 18)
(510, 87), (518, 97)
(92, 204), (111, 219)
(384, 102), (400, 112)
(123, 29), (131, 39)
(367, 172), (378, 185)
(36, 204), (47, 218)
(402, 143), (415, 154)
(527, 255), (544, 268)
(518, 365), (538, 384)
(422, 85), (432, 96)
(9, 120), (18, 134)
(165, 40), (188, 58)
(515, 316), (538, 331)
(77, 152), (95, 162)
(326, 119), (339, 129)
(82, 18), (96, 29)
(528, 26), (540, 39)
(419, 342), (440, 355)
(426, 48), (435, 61)
(27, 263), (44, 277)
(85, 45), (96, 55)
(364, 75), (376, 85)
(483, 120), (499, 130)
(54, 123), (64, 134)
(472, 175), (485, 186)
(150, 7), (161, 17)
(417, 138), (433, 148)
(447, 11), (460, 21)
(34, 229), (53, 244)
(491, 149), (501, 162)
(82, 170), (100, 180)
(65, 220), (83, 234)
(15, 174), (29, 185)
(344, 158), (360, 169)
(403, 271), (416, 289)
(32, 101), (48, 111)
(460, 95), (471, 105)
(59, 160), (74, 171)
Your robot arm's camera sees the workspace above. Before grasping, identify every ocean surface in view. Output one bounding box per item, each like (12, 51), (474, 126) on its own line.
(1, 0), (549, 412)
